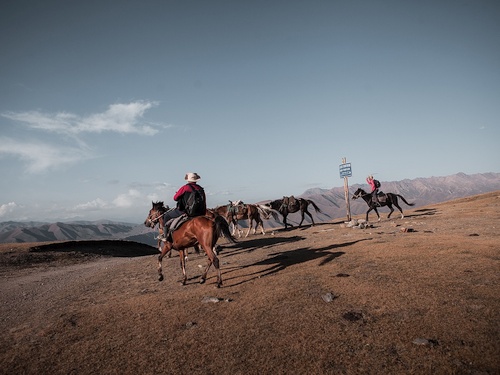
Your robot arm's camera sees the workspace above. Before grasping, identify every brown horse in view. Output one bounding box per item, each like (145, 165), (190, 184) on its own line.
(213, 201), (275, 238)
(264, 196), (323, 229)
(352, 188), (415, 221)
(144, 201), (236, 287)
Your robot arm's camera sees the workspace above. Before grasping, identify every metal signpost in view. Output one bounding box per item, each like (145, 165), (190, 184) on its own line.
(339, 158), (352, 221)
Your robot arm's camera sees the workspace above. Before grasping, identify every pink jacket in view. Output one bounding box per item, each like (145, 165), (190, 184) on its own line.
(366, 177), (376, 192)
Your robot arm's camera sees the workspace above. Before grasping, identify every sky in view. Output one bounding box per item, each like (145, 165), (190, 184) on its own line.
(1, 0), (499, 224)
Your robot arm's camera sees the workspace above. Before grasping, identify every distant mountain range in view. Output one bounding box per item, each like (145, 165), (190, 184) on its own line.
(1, 172), (499, 245)
(298, 172), (500, 223)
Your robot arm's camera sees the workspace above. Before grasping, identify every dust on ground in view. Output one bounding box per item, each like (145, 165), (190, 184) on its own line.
(1, 192), (499, 374)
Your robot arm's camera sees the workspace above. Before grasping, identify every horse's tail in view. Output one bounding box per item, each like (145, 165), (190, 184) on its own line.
(396, 194), (415, 206)
(214, 215), (237, 244)
(257, 204), (279, 220)
(306, 199), (322, 213)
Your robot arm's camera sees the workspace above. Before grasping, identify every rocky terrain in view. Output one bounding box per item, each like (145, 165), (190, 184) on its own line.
(0, 191), (498, 374)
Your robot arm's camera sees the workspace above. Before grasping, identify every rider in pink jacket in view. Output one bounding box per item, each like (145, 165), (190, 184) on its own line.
(366, 175), (380, 206)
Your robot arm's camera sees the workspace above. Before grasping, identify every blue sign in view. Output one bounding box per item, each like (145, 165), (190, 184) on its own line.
(339, 163), (352, 178)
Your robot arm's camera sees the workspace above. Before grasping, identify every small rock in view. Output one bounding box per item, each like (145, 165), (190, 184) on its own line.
(412, 338), (439, 346)
(202, 296), (222, 303)
(412, 338), (429, 345)
(322, 292), (338, 303)
(400, 227), (415, 233)
(345, 220), (358, 228)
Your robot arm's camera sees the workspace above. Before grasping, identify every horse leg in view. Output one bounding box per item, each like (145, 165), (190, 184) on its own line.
(366, 207), (380, 222)
(179, 249), (187, 285)
(392, 202), (404, 219)
(298, 212), (305, 227)
(305, 210), (315, 226)
(232, 220), (243, 238)
(245, 218), (252, 238)
(258, 218), (265, 235)
(158, 227), (172, 257)
(200, 246), (222, 288)
(386, 203), (395, 219)
(158, 242), (172, 282)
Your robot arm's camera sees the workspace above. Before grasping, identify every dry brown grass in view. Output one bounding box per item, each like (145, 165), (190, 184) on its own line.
(1, 191), (499, 374)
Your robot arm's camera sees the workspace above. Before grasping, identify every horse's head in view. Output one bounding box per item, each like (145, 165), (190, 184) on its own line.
(264, 199), (282, 210)
(144, 201), (167, 228)
(351, 188), (366, 200)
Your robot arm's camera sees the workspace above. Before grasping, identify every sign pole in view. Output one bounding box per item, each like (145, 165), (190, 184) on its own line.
(339, 157), (352, 222)
(344, 175), (351, 222)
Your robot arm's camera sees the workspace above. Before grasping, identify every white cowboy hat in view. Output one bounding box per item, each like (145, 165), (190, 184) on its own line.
(185, 172), (201, 182)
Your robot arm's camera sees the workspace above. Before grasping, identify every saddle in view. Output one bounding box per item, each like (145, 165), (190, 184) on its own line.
(376, 192), (387, 203)
(165, 214), (191, 242)
(228, 200), (247, 216)
(282, 196), (298, 211)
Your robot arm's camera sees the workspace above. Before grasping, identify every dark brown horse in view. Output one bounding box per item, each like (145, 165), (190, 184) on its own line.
(144, 201), (236, 287)
(352, 188), (415, 221)
(264, 196), (322, 229)
(213, 201), (275, 238)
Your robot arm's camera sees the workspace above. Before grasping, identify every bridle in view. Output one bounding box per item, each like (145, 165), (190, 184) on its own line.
(146, 208), (166, 228)
(352, 190), (369, 199)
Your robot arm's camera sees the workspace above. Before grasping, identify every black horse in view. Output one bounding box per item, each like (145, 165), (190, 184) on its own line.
(265, 196), (322, 229)
(352, 188), (415, 222)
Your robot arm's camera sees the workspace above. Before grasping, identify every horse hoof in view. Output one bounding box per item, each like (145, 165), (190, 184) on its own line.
(199, 278), (206, 284)
(158, 275), (164, 282)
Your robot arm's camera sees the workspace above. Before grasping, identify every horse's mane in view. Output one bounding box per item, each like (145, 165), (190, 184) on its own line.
(152, 201), (167, 211)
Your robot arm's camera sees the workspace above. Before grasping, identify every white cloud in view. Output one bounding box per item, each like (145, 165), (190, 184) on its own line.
(0, 202), (18, 217)
(0, 100), (163, 173)
(112, 189), (142, 208)
(74, 198), (108, 211)
(0, 137), (93, 173)
(2, 101), (160, 136)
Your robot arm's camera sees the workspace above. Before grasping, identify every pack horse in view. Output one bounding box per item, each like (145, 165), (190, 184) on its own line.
(264, 196), (323, 229)
(213, 201), (276, 237)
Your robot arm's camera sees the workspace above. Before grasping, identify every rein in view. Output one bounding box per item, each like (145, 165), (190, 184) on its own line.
(148, 209), (166, 227)
(353, 191), (370, 199)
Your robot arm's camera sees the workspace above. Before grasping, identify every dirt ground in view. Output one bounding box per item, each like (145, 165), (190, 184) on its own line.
(1, 192), (499, 375)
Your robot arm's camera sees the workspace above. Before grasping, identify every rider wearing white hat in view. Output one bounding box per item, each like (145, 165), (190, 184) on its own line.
(161, 172), (207, 241)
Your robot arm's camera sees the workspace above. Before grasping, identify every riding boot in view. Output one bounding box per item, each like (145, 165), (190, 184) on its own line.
(161, 226), (168, 240)
(164, 219), (174, 242)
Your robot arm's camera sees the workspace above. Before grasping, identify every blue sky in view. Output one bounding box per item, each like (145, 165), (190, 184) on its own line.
(1, 0), (499, 223)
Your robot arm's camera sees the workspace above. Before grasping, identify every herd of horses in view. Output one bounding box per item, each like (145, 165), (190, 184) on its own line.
(144, 189), (415, 288)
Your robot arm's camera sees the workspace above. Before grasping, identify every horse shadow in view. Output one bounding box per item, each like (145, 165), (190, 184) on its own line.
(403, 208), (438, 219)
(268, 221), (338, 233)
(221, 238), (369, 287)
(221, 236), (304, 257)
